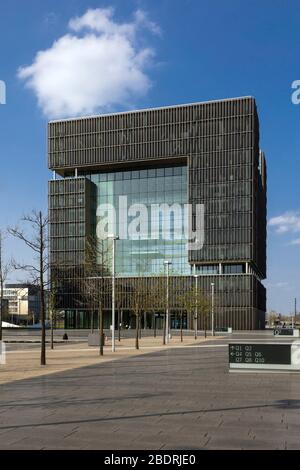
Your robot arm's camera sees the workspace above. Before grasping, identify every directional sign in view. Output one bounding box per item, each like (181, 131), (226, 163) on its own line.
(229, 343), (291, 365)
(274, 328), (294, 336)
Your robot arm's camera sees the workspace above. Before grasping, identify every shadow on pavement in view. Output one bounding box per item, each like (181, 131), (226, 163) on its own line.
(0, 399), (299, 431)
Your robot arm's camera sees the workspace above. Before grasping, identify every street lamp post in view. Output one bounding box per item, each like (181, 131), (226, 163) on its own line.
(108, 235), (119, 353)
(164, 261), (172, 344)
(194, 274), (199, 340)
(211, 282), (215, 337)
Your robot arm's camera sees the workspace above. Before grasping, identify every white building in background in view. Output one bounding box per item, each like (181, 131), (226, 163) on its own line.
(3, 284), (41, 325)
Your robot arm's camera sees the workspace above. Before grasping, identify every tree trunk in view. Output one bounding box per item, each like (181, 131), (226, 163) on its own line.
(40, 287), (46, 365)
(51, 311), (54, 350)
(139, 314), (142, 339)
(135, 314), (139, 350)
(99, 302), (104, 356)
(163, 313), (166, 345)
(40, 212), (46, 366)
(181, 311), (183, 342)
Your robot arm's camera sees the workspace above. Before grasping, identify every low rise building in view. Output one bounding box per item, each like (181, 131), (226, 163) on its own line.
(3, 284), (41, 325)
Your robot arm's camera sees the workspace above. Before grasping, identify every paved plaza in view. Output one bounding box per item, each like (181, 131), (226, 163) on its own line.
(0, 334), (300, 450)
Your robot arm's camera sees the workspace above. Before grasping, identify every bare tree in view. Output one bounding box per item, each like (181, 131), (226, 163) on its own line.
(130, 278), (150, 350)
(178, 286), (211, 338)
(179, 310), (184, 342)
(8, 211), (48, 365)
(48, 276), (58, 350)
(144, 277), (167, 341)
(0, 231), (10, 341)
(80, 236), (112, 356)
(130, 275), (177, 346)
(267, 310), (279, 328)
(145, 277), (160, 339)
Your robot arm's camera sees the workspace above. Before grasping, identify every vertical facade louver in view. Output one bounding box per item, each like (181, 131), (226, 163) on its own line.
(48, 97), (267, 330)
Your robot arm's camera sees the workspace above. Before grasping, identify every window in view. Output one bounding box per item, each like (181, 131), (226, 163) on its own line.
(195, 265), (219, 275)
(223, 264), (245, 274)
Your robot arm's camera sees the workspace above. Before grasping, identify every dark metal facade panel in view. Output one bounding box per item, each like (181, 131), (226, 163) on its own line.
(48, 97), (256, 171)
(187, 99), (265, 276)
(49, 177), (96, 266)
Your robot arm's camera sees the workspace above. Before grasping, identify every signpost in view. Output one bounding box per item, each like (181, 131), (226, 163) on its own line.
(229, 341), (300, 372)
(274, 328), (299, 337)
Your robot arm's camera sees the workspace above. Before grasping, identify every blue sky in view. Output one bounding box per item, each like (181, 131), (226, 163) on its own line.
(0, 0), (299, 314)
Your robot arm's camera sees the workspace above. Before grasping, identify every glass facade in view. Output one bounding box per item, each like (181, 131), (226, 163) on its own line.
(223, 264), (245, 274)
(79, 165), (190, 276)
(195, 265), (219, 275)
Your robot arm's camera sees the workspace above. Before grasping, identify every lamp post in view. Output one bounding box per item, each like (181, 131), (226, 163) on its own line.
(293, 298), (297, 329)
(108, 235), (119, 352)
(211, 282), (215, 337)
(164, 260), (172, 344)
(194, 274), (199, 340)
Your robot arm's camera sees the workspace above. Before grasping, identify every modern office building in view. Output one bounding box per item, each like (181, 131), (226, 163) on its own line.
(48, 97), (267, 330)
(3, 284), (41, 324)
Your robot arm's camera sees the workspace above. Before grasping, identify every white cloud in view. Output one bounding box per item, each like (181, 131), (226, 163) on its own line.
(268, 212), (300, 234)
(267, 281), (289, 289)
(43, 12), (59, 27)
(69, 7), (135, 36)
(18, 8), (160, 119)
(134, 9), (162, 36)
(289, 238), (300, 245)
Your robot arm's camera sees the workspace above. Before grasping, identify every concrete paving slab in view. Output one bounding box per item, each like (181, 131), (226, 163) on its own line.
(0, 336), (300, 449)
